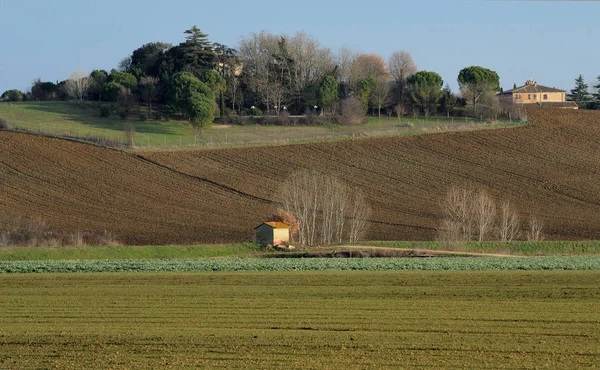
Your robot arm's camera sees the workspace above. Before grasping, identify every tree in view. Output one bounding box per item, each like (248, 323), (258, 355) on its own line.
(357, 77), (375, 112)
(457, 66), (500, 112)
(104, 81), (123, 102)
(280, 170), (370, 246)
(594, 76), (600, 102)
(317, 75), (339, 114)
(30, 79), (58, 101)
(89, 70), (108, 101)
(473, 189), (496, 242)
(439, 85), (458, 117)
(64, 69), (90, 101)
(387, 51), (417, 104)
(129, 42), (172, 79)
(568, 74), (591, 108)
(407, 71), (443, 116)
(1, 89), (23, 102)
(348, 53), (389, 94)
(139, 76), (159, 114)
(108, 70), (137, 90)
(498, 201), (520, 242)
(371, 76), (391, 117)
(168, 72), (215, 137)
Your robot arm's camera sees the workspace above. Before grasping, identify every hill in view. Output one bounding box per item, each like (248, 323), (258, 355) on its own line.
(0, 101), (512, 149)
(1, 108), (600, 244)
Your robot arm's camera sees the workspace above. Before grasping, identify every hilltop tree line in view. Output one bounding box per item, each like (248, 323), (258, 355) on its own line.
(3, 26), (598, 127)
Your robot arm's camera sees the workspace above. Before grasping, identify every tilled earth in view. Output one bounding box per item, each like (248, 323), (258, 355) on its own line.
(2, 108), (600, 244)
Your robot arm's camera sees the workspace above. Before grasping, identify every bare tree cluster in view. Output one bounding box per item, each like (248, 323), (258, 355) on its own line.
(64, 69), (91, 101)
(280, 170), (371, 246)
(440, 186), (543, 242)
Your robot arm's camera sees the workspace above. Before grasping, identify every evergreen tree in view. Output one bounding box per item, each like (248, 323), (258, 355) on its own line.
(568, 74), (590, 108)
(593, 76), (600, 101)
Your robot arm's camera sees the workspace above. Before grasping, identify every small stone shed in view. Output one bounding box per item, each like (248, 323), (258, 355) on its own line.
(254, 222), (290, 246)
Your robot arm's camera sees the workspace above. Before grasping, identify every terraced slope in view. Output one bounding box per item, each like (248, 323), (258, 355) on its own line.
(1, 108), (600, 244)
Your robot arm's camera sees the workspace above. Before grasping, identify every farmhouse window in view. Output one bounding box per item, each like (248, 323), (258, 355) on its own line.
(528, 94), (536, 100)
(543, 94), (548, 100)
(515, 94), (521, 99)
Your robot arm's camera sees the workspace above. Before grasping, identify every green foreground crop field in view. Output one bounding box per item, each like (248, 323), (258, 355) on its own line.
(0, 271), (598, 368)
(0, 102), (521, 150)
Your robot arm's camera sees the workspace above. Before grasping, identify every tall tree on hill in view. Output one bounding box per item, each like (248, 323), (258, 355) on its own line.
(593, 76), (600, 109)
(569, 74), (591, 109)
(89, 70), (108, 101)
(371, 76), (391, 117)
(317, 75), (339, 114)
(439, 85), (458, 117)
(139, 76), (159, 114)
(407, 71), (443, 116)
(168, 72), (215, 138)
(387, 51), (417, 105)
(457, 66), (500, 116)
(65, 70), (91, 102)
(129, 42), (172, 79)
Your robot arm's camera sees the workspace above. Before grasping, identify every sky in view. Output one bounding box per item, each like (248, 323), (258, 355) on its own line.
(0, 0), (599, 93)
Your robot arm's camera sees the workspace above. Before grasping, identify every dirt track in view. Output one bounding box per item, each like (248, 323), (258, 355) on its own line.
(2, 108), (600, 244)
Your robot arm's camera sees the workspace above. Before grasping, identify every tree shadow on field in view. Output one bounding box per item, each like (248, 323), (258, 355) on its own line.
(24, 102), (186, 136)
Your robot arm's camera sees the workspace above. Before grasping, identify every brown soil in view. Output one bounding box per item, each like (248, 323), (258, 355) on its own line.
(2, 108), (600, 245)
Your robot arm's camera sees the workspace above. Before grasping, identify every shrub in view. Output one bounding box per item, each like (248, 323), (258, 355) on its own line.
(139, 112), (148, 121)
(0, 116), (11, 130)
(99, 106), (111, 118)
(340, 97), (366, 125)
(118, 110), (128, 120)
(246, 107), (263, 116)
(152, 111), (162, 121)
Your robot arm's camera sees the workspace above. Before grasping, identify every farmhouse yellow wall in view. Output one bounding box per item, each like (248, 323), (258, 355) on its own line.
(512, 91), (565, 104)
(255, 225), (289, 245)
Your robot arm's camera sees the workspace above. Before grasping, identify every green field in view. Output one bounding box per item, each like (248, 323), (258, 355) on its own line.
(363, 240), (600, 256)
(0, 271), (598, 368)
(0, 243), (263, 261)
(2, 256), (600, 273)
(0, 101), (522, 150)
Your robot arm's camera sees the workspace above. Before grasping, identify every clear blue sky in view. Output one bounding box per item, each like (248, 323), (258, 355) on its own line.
(1, 0), (598, 93)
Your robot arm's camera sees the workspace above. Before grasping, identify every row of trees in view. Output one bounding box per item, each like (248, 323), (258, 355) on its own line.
(440, 186), (544, 242)
(0, 27), (506, 121)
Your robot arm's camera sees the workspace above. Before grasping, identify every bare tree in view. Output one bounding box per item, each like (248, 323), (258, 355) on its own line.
(372, 77), (392, 117)
(498, 200), (520, 242)
(238, 32), (280, 114)
(348, 191), (371, 243)
(139, 76), (159, 115)
(348, 54), (389, 94)
(387, 50), (417, 104)
(442, 186), (474, 241)
(64, 69), (90, 101)
(473, 189), (496, 242)
(526, 216), (544, 241)
(280, 170), (370, 246)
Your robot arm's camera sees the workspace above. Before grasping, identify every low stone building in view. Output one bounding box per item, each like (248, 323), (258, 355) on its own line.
(254, 222), (290, 246)
(498, 79), (578, 109)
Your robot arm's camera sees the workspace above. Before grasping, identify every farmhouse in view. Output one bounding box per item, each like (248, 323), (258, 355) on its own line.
(498, 79), (578, 109)
(255, 222), (290, 246)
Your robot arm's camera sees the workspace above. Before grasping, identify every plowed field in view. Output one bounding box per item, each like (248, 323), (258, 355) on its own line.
(2, 108), (600, 244)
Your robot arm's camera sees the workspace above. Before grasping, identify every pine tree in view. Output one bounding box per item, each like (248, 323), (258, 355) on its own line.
(593, 76), (600, 101)
(513, 82), (517, 89)
(568, 74), (590, 108)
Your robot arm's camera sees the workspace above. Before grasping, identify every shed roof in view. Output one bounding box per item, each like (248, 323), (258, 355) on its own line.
(255, 222), (289, 229)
